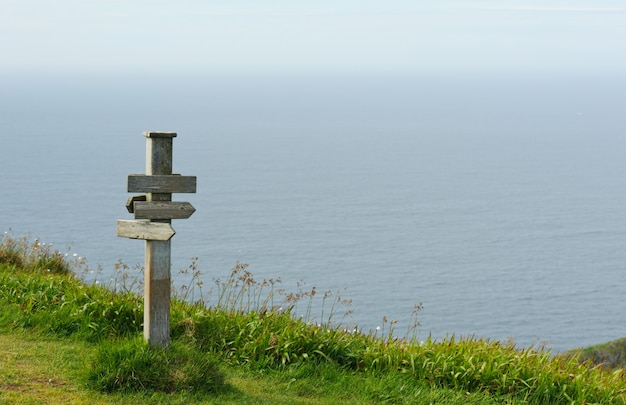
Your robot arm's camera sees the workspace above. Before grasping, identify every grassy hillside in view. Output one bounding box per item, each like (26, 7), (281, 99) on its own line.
(1, 233), (625, 404)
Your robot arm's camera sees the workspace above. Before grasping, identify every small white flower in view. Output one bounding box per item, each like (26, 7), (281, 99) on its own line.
(95, 280), (100, 284)
(73, 253), (78, 257)
(376, 326), (381, 331)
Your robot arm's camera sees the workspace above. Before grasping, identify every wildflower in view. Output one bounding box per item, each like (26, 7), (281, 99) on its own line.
(73, 253), (78, 257)
(376, 326), (381, 331)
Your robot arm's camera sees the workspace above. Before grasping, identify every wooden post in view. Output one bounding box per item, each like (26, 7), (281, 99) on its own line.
(117, 131), (196, 349)
(144, 131), (175, 348)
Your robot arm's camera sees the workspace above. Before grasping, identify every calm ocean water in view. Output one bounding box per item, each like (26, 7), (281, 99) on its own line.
(1, 72), (625, 352)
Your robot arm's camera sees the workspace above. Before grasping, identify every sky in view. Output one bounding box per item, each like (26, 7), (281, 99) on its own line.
(2, 0), (626, 76)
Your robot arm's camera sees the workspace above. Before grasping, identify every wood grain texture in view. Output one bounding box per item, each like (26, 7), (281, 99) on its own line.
(127, 175), (197, 193)
(144, 135), (173, 348)
(133, 201), (196, 219)
(133, 201), (196, 220)
(116, 220), (176, 241)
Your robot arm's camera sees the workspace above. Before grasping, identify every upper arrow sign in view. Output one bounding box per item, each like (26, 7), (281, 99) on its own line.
(133, 201), (196, 220)
(128, 175), (197, 193)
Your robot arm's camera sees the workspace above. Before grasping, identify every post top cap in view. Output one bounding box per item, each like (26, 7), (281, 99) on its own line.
(143, 132), (177, 138)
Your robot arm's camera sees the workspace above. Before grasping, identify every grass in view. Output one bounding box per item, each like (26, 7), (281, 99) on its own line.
(0, 329), (509, 404)
(2, 231), (626, 404)
(561, 338), (626, 370)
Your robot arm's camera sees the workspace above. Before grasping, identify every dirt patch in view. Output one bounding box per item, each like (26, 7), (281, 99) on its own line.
(0, 383), (27, 392)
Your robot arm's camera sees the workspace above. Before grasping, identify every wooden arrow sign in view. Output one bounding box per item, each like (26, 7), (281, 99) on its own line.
(133, 201), (196, 220)
(128, 175), (197, 193)
(117, 220), (176, 241)
(126, 195), (147, 213)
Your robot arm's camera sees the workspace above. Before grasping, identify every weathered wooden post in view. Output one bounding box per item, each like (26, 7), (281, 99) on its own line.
(117, 132), (196, 348)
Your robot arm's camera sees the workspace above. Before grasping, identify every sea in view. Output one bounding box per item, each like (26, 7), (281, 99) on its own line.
(1, 71), (625, 353)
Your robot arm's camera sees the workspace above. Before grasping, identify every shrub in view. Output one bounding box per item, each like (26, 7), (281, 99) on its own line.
(85, 337), (225, 393)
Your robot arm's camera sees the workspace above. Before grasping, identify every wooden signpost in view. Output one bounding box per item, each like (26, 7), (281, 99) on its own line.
(117, 132), (196, 348)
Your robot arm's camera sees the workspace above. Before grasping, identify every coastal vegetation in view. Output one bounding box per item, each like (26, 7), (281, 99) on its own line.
(562, 338), (626, 371)
(1, 232), (625, 404)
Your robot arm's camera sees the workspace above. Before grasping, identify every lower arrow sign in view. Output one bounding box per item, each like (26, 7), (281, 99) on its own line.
(117, 220), (176, 241)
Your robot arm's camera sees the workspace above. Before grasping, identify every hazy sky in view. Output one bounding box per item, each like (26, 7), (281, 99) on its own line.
(2, 0), (626, 76)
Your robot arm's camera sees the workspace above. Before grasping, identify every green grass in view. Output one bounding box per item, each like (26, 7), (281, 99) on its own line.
(86, 337), (224, 393)
(2, 232), (626, 404)
(0, 329), (511, 404)
(561, 338), (626, 370)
